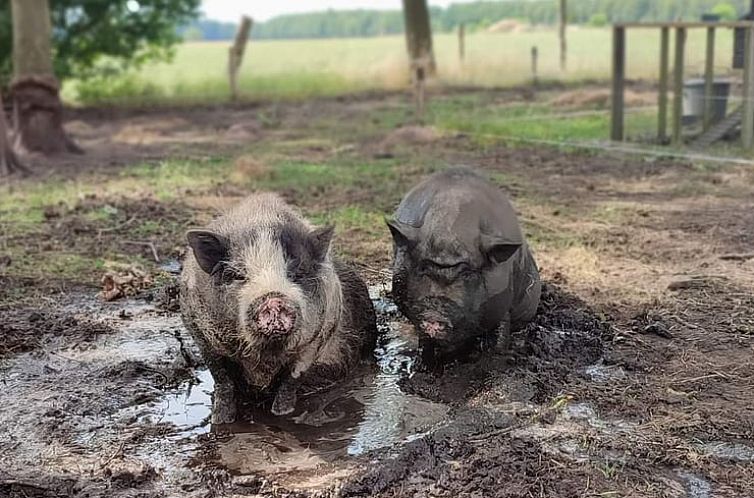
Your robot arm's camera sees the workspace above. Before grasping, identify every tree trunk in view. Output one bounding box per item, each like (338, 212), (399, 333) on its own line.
(10, 0), (81, 155)
(0, 92), (30, 177)
(228, 16), (253, 102)
(402, 0), (436, 75)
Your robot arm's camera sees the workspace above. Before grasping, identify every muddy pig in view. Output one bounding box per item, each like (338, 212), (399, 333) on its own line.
(387, 167), (541, 364)
(180, 193), (377, 423)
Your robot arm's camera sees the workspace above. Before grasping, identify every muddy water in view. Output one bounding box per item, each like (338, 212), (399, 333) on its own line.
(148, 292), (448, 478)
(127, 288), (446, 481)
(0, 288), (450, 494)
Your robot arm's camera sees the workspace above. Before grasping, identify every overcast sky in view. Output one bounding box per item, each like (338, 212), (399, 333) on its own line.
(201, 0), (480, 22)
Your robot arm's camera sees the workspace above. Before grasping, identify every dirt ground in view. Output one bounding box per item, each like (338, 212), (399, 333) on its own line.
(1, 85), (753, 497)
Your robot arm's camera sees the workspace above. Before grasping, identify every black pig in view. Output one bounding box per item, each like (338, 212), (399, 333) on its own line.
(387, 168), (540, 364)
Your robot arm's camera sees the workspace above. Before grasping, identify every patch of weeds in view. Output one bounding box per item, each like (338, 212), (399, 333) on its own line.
(0, 181), (89, 227)
(429, 97), (657, 145)
(312, 206), (386, 237)
(120, 158), (232, 200)
(257, 157), (401, 205)
(5, 250), (103, 283)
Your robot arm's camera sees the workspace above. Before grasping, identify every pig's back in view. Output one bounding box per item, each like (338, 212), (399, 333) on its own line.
(394, 168), (523, 245)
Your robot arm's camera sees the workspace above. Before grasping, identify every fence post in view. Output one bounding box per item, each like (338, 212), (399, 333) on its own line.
(458, 24), (465, 63)
(228, 15), (253, 102)
(672, 27), (686, 146)
(610, 26), (626, 141)
(703, 27), (716, 131)
(658, 27), (670, 142)
(559, 0), (567, 71)
(742, 26), (754, 149)
(531, 46), (538, 85)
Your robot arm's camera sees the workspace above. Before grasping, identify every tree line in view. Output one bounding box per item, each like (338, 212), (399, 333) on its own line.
(184, 0), (750, 41)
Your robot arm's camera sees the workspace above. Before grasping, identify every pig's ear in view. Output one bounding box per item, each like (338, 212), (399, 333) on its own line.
(309, 225), (335, 262)
(386, 218), (418, 249)
(187, 230), (228, 275)
(480, 234), (521, 264)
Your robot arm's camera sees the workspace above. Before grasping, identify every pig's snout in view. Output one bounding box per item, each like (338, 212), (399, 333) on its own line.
(253, 296), (297, 336)
(420, 319), (450, 339)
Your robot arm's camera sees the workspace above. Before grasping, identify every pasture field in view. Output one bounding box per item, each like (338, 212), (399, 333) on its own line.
(67, 27), (736, 105)
(1, 87), (753, 497)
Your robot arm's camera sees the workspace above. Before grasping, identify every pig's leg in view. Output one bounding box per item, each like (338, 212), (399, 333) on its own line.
(493, 313), (513, 355)
(192, 333), (239, 424)
(271, 378), (298, 416)
(415, 339), (440, 373)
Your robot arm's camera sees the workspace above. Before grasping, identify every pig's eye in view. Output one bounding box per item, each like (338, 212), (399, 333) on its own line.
(212, 263), (246, 285)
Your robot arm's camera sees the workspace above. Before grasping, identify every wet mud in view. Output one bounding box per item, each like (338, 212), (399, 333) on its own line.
(2, 276), (737, 498)
(0, 280), (618, 497)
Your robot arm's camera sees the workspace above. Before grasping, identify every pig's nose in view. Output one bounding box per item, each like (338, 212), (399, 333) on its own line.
(255, 297), (296, 335)
(420, 320), (447, 339)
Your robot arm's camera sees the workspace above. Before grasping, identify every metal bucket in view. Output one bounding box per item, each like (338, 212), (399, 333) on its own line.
(683, 78), (731, 124)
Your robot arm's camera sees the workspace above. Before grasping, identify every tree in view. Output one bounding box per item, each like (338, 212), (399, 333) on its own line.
(711, 2), (739, 20)
(0, 92), (29, 177)
(588, 13), (609, 27)
(10, 0), (79, 155)
(0, 0), (201, 85)
(402, 0), (436, 75)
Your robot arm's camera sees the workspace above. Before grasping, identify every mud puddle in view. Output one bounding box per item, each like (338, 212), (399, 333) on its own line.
(5, 282), (733, 497)
(153, 288), (449, 482)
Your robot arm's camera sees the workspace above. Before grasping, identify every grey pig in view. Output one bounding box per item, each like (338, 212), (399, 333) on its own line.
(180, 193), (377, 423)
(387, 168), (540, 365)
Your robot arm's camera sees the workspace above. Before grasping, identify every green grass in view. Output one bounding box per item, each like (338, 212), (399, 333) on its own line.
(63, 27), (735, 105)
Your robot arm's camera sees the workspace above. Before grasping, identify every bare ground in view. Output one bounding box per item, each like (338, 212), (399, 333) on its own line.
(0, 86), (753, 497)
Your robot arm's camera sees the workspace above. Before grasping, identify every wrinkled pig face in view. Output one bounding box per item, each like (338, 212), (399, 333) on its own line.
(187, 224), (334, 349)
(388, 219), (520, 352)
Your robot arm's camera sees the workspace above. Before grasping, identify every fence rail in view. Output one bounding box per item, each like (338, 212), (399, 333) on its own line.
(611, 21), (754, 149)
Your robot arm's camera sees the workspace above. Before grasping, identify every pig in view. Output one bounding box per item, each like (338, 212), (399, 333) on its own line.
(180, 193), (377, 423)
(386, 167), (541, 365)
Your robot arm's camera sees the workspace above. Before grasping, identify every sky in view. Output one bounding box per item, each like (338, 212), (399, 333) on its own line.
(201, 0), (480, 23)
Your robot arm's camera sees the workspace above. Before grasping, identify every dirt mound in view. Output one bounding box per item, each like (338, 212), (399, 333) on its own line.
(380, 126), (439, 147)
(487, 19), (527, 34)
(551, 88), (655, 108)
(231, 155), (272, 183)
(224, 121), (262, 140)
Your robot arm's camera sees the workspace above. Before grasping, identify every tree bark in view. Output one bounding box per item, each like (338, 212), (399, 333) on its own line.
(10, 0), (81, 155)
(0, 92), (30, 177)
(402, 0), (436, 75)
(228, 16), (253, 102)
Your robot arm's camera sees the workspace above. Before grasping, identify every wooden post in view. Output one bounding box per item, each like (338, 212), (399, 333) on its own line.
(228, 15), (253, 102)
(411, 57), (430, 123)
(742, 26), (754, 149)
(402, 0), (437, 76)
(658, 27), (670, 142)
(703, 27), (716, 131)
(531, 46), (539, 85)
(610, 26), (626, 141)
(559, 0), (567, 71)
(458, 24), (465, 62)
(672, 27), (686, 146)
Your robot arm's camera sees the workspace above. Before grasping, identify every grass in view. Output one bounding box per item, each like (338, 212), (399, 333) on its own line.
(63, 27), (736, 106)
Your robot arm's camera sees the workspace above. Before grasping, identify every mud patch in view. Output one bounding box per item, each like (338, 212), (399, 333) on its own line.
(0, 305), (113, 359)
(403, 282), (610, 405)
